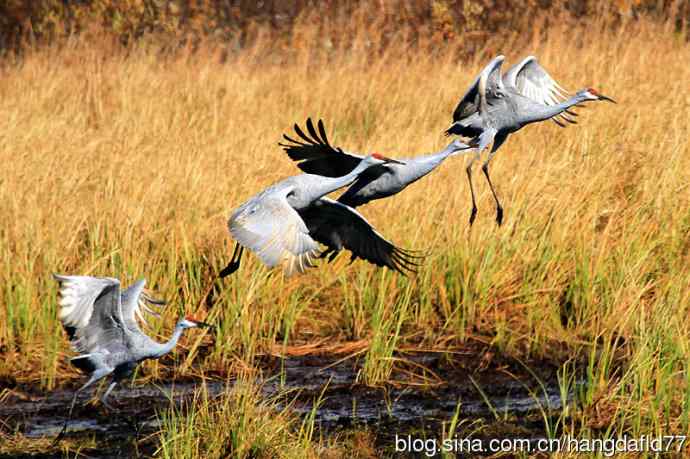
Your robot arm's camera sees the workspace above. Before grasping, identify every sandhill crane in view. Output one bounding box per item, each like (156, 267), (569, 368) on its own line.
(220, 152), (420, 278)
(53, 274), (209, 438)
(445, 55), (616, 226)
(280, 118), (476, 208)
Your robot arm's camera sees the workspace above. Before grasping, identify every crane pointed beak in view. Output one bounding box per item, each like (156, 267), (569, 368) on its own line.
(598, 94), (616, 104)
(381, 156), (405, 165)
(195, 321), (213, 329)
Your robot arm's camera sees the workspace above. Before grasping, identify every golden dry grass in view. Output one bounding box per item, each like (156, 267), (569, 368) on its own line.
(0, 13), (689, 455)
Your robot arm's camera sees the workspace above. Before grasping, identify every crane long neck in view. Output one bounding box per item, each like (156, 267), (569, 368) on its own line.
(307, 160), (377, 201)
(521, 93), (587, 126)
(150, 324), (185, 359)
(398, 143), (458, 184)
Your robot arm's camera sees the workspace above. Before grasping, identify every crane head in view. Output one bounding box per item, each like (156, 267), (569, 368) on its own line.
(582, 87), (617, 104)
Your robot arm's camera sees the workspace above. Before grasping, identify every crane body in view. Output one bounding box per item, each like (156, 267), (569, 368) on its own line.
(53, 274), (209, 439)
(223, 151), (420, 277)
(281, 118), (476, 208)
(446, 55), (616, 226)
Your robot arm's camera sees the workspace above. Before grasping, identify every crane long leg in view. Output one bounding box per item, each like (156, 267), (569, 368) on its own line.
(481, 131), (507, 226)
(105, 379), (140, 434)
(53, 369), (111, 443)
(466, 130), (496, 227)
(219, 243), (244, 278)
(481, 159), (503, 226)
(101, 381), (117, 410)
(466, 160), (479, 226)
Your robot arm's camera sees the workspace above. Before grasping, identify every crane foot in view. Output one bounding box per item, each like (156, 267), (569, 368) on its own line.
(219, 261), (239, 278)
(220, 245), (243, 278)
(495, 207), (504, 226)
(469, 207), (478, 227)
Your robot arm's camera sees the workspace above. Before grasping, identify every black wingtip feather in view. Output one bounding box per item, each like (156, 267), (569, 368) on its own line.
(317, 119), (332, 147)
(306, 118), (321, 143)
(393, 248), (424, 274)
(382, 243), (425, 275)
(281, 133), (308, 146)
(293, 122), (312, 145)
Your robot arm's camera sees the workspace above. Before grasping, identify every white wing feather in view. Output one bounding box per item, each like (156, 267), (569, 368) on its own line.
(229, 188), (320, 276)
(55, 274), (120, 330)
(120, 279), (161, 331)
(54, 274), (125, 354)
(504, 56), (571, 106)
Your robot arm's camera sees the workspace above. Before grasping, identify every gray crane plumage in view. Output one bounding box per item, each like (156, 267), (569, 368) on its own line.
(53, 274), (208, 438)
(280, 118), (476, 208)
(445, 55), (616, 226)
(222, 151), (420, 277)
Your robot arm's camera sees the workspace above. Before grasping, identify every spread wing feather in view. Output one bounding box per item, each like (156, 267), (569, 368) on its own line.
(502, 56), (576, 125)
(120, 279), (164, 331)
(299, 198), (423, 275)
(478, 55), (506, 117)
(53, 274), (125, 355)
(279, 118), (364, 177)
(446, 55), (505, 136)
(229, 188), (320, 275)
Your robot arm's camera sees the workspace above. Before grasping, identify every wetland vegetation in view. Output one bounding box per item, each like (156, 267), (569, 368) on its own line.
(1, 1), (689, 457)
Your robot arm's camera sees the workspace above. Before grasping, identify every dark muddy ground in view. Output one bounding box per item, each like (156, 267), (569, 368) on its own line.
(1, 349), (578, 458)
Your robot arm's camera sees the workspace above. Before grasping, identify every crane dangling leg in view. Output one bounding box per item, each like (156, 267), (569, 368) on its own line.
(465, 129), (498, 226)
(466, 159), (479, 226)
(101, 381), (117, 410)
(53, 367), (111, 443)
(482, 162), (503, 226)
(219, 243), (244, 278)
(481, 132), (508, 226)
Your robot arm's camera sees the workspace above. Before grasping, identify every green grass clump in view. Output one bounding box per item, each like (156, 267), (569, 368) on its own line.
(156, 379), (319, 459)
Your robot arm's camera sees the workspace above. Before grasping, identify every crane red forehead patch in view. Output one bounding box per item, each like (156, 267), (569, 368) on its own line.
(372, 152), (384, 160)
(588, 87), (599, 95)
(186, 316), (199, 322)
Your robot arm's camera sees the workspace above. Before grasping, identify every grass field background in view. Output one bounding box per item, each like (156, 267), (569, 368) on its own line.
(1, 11), (689, 457)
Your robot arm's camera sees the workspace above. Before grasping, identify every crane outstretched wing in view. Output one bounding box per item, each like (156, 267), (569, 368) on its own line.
(449, 72), (481, 126)
(502, 56), (576, 126)
(478, 55), (506, 116)
(53, 274), (125, 356)
(446, 55), (504, 136)
(119, 279), (164, 332)
(279, 118), (364, 177)
(229, 188), (320, 275)
(299, 198), (422, 275)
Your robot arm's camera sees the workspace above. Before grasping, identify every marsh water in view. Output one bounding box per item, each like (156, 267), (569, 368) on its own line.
(1, 351), (574, 458)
